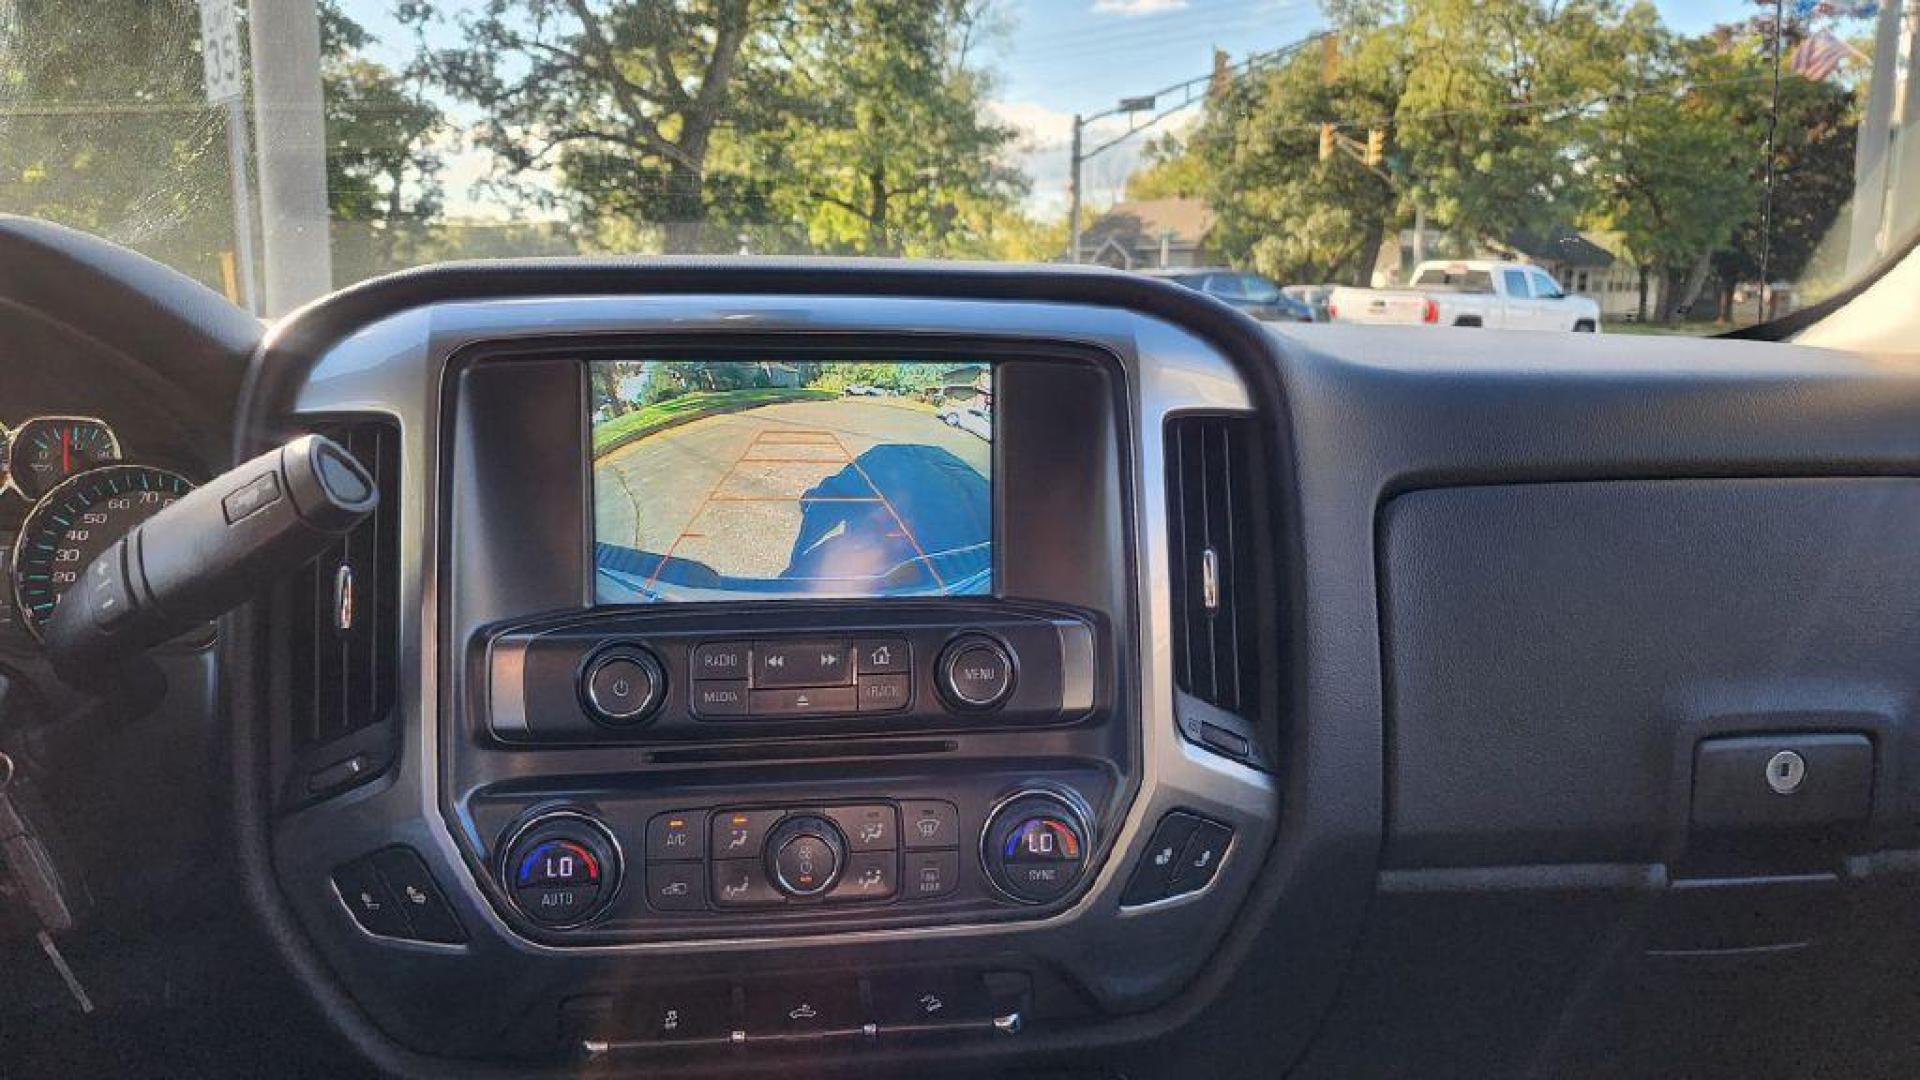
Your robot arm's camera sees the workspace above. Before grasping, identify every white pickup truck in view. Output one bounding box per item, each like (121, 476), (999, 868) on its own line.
(1328, 260), (1602, 332)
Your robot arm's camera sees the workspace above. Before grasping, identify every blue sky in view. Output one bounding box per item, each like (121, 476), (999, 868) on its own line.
(336, 0), (1817, 219)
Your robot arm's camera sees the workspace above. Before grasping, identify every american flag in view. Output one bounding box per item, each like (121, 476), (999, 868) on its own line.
(1790, 31), (1852, 81)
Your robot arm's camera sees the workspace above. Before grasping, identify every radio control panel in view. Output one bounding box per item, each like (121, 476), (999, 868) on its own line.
(485, 606), (1101, 743)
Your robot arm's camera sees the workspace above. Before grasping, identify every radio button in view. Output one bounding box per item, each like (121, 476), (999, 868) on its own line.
(710, 809), (783, 858)
(754, 640), (854, 688)
(690, 641), (752, 679)
(825, 805), (896, 851)
(856, 674), (912, 712)
(901, 801), (960, 850)
(749, 686), (857, 717)
(691, 680), (749, 717)
(855, 639), (910, 674)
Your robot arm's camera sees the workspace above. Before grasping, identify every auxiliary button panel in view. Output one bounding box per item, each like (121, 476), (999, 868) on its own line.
(488, 607), (1101, 743)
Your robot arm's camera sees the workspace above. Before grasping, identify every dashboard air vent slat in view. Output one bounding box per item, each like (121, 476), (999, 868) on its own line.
(290, 420), (400, 747)
(1165, 414), (1272, 768)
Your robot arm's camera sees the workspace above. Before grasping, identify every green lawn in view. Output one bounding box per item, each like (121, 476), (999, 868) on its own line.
(592, 387), (837, 456)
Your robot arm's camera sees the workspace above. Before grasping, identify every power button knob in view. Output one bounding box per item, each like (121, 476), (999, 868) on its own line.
(581, 646), (664, 726)
(938, 635), (1014, 710)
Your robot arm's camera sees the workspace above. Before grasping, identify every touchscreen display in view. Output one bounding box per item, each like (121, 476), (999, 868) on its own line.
(591, 360), (992, 603)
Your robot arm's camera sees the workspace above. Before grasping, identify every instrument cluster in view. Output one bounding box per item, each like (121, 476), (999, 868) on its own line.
(0, 416), (198, 644)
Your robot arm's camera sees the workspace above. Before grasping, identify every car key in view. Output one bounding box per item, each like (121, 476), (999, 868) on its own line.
(0, 750), (93, 1013)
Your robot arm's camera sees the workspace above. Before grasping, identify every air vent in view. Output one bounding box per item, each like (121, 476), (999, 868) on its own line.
(289, 420), (401, 747)
(1165, 415), (1273, 766)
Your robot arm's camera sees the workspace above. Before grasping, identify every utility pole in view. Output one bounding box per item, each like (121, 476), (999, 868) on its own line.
(1065, 34), (1327, 263)
(1069, 115), (1084, 264)
(248, 0), (333, 316)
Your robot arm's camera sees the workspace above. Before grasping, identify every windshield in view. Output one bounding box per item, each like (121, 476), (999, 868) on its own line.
(0, 0), (1906, 337)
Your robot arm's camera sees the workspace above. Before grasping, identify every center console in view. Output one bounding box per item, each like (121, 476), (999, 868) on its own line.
(263, 293), (1284, 1067)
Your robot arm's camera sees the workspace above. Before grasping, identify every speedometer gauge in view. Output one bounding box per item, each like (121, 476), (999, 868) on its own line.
(11, 465), (193, 641)
(11, 417), (120, 500)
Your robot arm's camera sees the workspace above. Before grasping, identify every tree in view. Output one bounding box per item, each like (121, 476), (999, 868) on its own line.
(0, 0), (233, 288)
(321, 3), (448, 282)
(746, 0), (1023, 256)
(1126, 132), (1208, 200)
(1390, 0), (1640, 249)
(1184, 23), (1404, 284)
(405, 0), (806, 253)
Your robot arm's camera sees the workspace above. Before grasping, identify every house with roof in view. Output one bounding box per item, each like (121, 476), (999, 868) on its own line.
(1076, 198), (1215, 269)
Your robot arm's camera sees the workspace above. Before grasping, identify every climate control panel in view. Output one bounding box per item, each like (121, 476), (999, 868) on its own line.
(475, 775), (1112, 943)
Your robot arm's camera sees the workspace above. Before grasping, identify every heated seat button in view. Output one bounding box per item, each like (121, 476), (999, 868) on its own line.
(368, 847), (467, 944)
(1121, 812), (1205, 906)
(754, 640), (853, 688)
(1166, 819), (1233, 895)
(900, 800), (960, 849)
(332, 859), (410, 938)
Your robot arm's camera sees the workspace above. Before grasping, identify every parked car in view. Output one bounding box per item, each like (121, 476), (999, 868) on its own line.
(1145, 268), (1315, 322)
(1283, 284), (1337, 323)
(1329, 260), (1603, 331)
(938, 403), (992, 439)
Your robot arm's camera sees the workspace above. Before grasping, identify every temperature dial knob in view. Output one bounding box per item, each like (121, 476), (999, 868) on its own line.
(500, 812), (622, 928)
(982, 791), (1092, 904)
(764, 815), (847, 898)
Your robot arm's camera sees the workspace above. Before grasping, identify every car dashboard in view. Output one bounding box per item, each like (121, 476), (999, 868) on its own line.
(6, 221), (1920, 1078)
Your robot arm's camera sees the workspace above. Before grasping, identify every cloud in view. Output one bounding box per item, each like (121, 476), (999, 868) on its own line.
(1090, 0), (1191, 15)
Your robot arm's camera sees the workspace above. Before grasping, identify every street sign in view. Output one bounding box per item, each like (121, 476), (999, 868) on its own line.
(199, 0), (243, 105)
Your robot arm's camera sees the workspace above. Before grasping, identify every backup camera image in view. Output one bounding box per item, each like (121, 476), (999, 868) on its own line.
(592, 360), (992, 603)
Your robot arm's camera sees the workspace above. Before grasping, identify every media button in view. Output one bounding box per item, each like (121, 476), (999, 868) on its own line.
(691, 680), (748, 717)
(754, 640), (854, 688)
(855, 639), (910, 674)
(690, 641), (752, 679)
(856, 674), (911, 712)
(749, 685), (857, 717)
